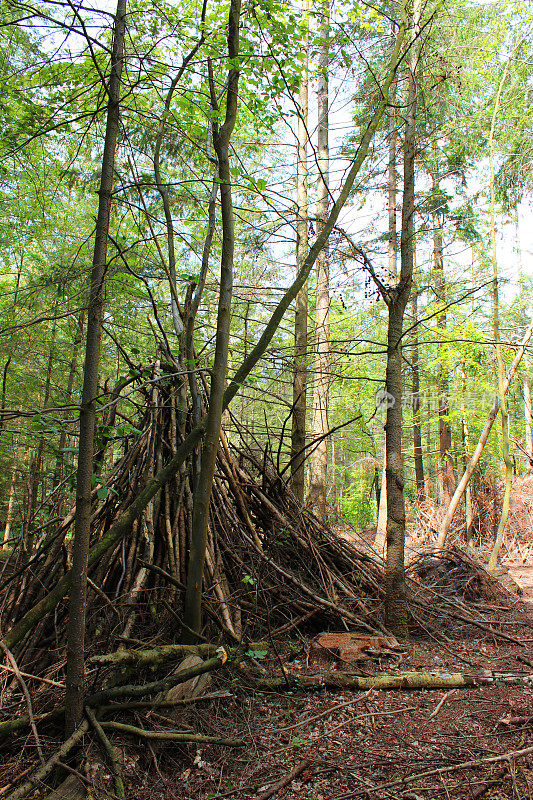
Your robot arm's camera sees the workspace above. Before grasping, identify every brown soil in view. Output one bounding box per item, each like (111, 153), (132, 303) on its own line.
(3, 505), (533, 800)
(26, 598), (530, 800)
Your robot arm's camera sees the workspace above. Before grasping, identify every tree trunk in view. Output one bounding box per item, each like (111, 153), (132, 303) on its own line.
(52, 311), (84, 493)
(375, 34), (398, 548)
(411, 276), (425, 500)
(385, 0), (421, 636)
(524, 356), (533, 473)
(3, 454), (17, 549)
(488, 63), (513, 573)
(374, 458), (387, 553)
(461, 366), (473, 547)
(387, 25), (397, 286)
(65, 0), (127, 736)
(433, 198), (455, 506)
(184, 0), (242, 637)
(24, 311), (57, 556)
(307, 0), (330, 523)
(291, 0), (309, 506)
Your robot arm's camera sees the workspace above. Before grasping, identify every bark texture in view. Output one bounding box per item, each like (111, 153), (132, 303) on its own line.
(385, 0), (421, 636)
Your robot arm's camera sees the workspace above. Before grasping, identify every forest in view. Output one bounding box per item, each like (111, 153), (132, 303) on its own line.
(1, 0), (533, 796)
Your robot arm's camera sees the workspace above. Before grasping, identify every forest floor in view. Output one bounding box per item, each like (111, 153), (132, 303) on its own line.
(109, 554), (533, 800)
(3, 534), (533, 799)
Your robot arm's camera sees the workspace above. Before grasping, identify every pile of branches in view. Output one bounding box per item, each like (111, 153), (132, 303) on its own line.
(0, 348), (389, 684)
(416, 474), (500, 549)
(0, 348), (526, 796)
(502, 476), (533, 563)
(1, 346), (521, 677)
(408, 546), (511, 604)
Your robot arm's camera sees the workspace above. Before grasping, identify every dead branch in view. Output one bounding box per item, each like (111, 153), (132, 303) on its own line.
(99, 720), (244, 746)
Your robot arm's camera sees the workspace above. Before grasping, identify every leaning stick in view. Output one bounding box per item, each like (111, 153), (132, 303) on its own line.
(99, 720), (244, 746)
(86, 707), (125, 799)
(438, 317), (533, 549)
(0, 642), (44, 764)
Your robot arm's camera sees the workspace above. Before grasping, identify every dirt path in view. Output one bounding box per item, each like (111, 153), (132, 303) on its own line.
(507, 564), (533, 606)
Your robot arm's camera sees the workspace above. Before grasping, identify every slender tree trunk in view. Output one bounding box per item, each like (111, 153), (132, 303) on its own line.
(437, 317), (533, 548)
(411, 276), (425, 500)
(65, 0), (127, 736)
(374, 459), (387, 552)
(425, 417), (432, 497)
(0, 260), (23, 438)
(487, 67), (513, 572)
(461, 368), (473, 547)
(387, 28), (397, 286)
(3, 455), (17, 549)
(52, 311), (85, 492)
(517, 215), (533, 473)
(183, 0), (242, 637)
(307, 0), (330, 523)
(432, 196), (455, 506)
(24, 312), (58, 555)
(291, 0), (309, 505)
(385, 0), (421, 636)
(524, 356), (533, 472)
(375, 34), (398, 549)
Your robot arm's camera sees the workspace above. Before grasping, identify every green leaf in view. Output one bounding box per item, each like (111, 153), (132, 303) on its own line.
(246, 648), (268, 659)
(291, 736), (304, 748)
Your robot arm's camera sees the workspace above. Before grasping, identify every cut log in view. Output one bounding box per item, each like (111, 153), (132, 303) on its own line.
(310, 632), (401, 664)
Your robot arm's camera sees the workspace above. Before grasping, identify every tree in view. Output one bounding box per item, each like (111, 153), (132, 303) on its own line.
(183, 0), (242, 637)
(65, 0), (127, 735)
(307, 0), (331, 523)
(291, 0), (309, 506)
(384, 0), (421, 635)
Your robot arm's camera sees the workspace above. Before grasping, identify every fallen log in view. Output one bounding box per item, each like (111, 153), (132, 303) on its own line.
(249, 670), (533, 692)
(90, 641), (267, 669)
